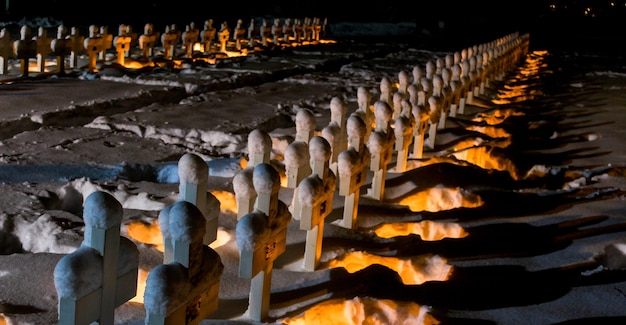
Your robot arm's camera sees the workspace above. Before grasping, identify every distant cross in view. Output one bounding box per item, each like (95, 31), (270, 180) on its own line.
(0, 28), (12, 74)
(83, 25), (104, 73)
(50, 25), (71, 75)
(34, 26), (52, 72)
(68, 26), (84, 69)
(113, 24), (131, 65)
(139, 23), (157, 59)
(12, 25), (37, 77)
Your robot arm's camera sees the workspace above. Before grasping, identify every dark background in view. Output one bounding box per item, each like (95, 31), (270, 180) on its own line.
(2, 0), (625, 55)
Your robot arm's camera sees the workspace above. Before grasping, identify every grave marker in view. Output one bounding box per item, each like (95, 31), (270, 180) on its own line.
(259, 19), (271, 47)
(295, 108), (316, 143)
(271, 18), (282, 45)
(113, 24), (131, 65)
(68, 26), (84, 69)
(0, 28), (12, 74)
(394, 111), (415, 172)
(338, 114), (370, 229)
(161, 25), (178, 59)
(182, 22), (199, 58)
(234, 129), (272, 219)
(297, 136), (336, 270)
(84, 25), (104, 73)
(13, 25), (37, 77)
(218, 22), (229, 53)
(176, 153), (219, 247)
(146, 201), (224, 325)
(98, 26), (112, 61)
(282, 18), (292, 43)
(284, 140), (312, 218)
(233, 19), (246, 51)
(236, 163), (291, 322)
(34, 26), (52, 72)
(51, 25), (71, 74)
(367, 101), (394, 201)
(200, 19), (216, 54)
(54, 191), (138, 325)
(139, 23), (158, 59)
(247, 18), (257, 48)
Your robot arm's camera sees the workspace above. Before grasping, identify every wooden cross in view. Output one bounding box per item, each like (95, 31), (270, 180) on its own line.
(146, 201), (224, 325)
(411, 99), (430, 159)
(282, 18), (292, 43)
(233, 19), (246, 51)
(247, 18), (256, 48)
(379, 76), (393, 107)
(338, 114), (370, 229)
(259, 19), (271, 47)
(54, 191), (138, 325)
(200, 19), (217, 54)
(426, 95), (442, 150)
(182, 22), (199, 58)
(284, 140), (312, 219)
(139, 23), (157, 59)
(176, 153), (219, 247)
(161, 25), (178, 59)
(0, 28), (13, 74)
(295, 108), (316, 144)
(393, 113), (415, 172)
(233, 167), (256, 219)
(218, 22), (230, 53)
(367, 101), (394, 201)
(329, 96), (348, 160)
(296, 136), (335, 270)
(51, 25), (71, 74)
(293, 19), (302, 43)
(113, 24), (131, 65)
(98, 26), (112, 61)
(68, 27), (84, 69)
(34, 26), (52, 72)
(271, 18), (282, 45)
(83, 25), (104, 73)
(236, 163), (291, 322)
(235, 129), (273, 219)
(12, 25), (37, 77)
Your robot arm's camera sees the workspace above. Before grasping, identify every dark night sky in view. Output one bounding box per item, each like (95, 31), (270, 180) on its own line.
(2, 1), (625, 54)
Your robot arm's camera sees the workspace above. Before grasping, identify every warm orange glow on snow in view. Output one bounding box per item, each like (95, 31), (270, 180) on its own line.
(211, 190), (238, 215)
(327, 251), (452, 285)
(373, 220), (468, 240)
(130, 269), (149, 304)
(126, 220), (164, 252)
(282, 296), (439, 325)
(397, 185), (483, 212)
(451, 146), (520, 179)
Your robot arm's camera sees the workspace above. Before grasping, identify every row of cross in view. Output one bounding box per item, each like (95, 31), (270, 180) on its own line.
(0, 16), (327, 76)
(52, 32), (530, 324)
